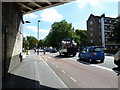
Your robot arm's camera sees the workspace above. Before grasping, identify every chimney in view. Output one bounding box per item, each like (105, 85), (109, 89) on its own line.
(101, 14), (105, 17)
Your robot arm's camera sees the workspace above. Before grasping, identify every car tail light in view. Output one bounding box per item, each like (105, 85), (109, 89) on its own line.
(92, 53), (95, 56)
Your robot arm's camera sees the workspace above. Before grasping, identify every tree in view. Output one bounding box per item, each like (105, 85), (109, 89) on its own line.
(26, 36), (37, 49)
(75, 29), (87, 48)
(23, 37), (29, 49)
(38, 39), (45, 47)
(45, 20), (75, 49)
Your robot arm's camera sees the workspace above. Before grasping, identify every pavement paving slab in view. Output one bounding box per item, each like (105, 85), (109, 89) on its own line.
(2, 50), (67, 89)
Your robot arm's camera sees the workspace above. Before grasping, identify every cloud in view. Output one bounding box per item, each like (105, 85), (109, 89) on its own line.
(102, 0), (119, 3)
(76, 0), (100, 8)
(26, 25), (50, 39)
(86, 0), (101, 6)
(76, 0), (119, 8)
(40, 8), (63, 22)
(24, 13), (38, 19)
(26, 25), (50, 33)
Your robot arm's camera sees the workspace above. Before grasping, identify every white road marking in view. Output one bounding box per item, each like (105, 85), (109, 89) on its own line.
(56, 66), (59, 68)
(41, 57), (47, 61)
(23, 60), (29, 61)
(47, 57), (51, 59)
(35, 61), (40, 82)
(45, 61), (68, 88)
(91, 64), (113, 72)
(70, 77), (77, 82)
(61, 70), (66, 73)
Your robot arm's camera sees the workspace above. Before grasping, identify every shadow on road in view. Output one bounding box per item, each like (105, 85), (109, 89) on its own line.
(77, 59), (102, 65)
(112, 67), (120, 76)
(55, 55), (75, 59)
(77, 59), (90, 65)
(2, 73), (58, 89)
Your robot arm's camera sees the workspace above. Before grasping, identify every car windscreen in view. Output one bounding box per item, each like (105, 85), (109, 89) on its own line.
(93, 47), (104, 52)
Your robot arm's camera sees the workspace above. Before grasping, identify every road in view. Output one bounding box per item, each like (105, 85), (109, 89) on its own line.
(40, 51), (119, 88)
(48, 52), (117, 71)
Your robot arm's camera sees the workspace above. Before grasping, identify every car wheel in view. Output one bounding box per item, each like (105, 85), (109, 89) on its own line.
(59, 51), (62, 56)
(73, 53), (76, 57)
(100, 59), (104, 63)
(65, 53), (68, 57)
(88, 58), (93, 63)
(79, 56), (82, 60)
(118, 65), (120, 69)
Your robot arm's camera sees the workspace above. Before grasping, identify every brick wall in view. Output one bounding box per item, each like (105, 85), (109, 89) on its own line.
(87, 15), (102, 46)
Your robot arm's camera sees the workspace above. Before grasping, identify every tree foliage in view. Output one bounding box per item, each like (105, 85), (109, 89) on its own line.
(75, 29), (87, 47)
(23, 37), (29, 49)
(45, 20), (88, 49)
(45, 20), (75, 49)
(26, 36), (37, 49)
(38, 39), (45, 47)
(23, 20), (88, 50)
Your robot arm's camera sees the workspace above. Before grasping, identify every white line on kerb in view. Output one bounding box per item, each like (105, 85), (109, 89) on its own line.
(70, 77), (77, 82)
(91, 65), (113, 72)
(61, 70), (66, 73)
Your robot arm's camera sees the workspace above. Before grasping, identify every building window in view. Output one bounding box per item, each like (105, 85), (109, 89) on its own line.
(110, 26), (113, 29)
(109, 20), (112, 23)
(105, 26), (107, 29)
(105, 39), (107, 42)
(91, 33), (93, 37)
(90, 28), (93, 30)
(99, 32), (101, 35)
(105, 32), (107, 35)
(91, 40), (93, 43)
(112, 34), (114, 37)
(99, 26), (101, 29)
(104, 19), (107, 23)
(99, 19), (101, 23)
(115, 46), (118, 49)
(90, 21), (93, 25)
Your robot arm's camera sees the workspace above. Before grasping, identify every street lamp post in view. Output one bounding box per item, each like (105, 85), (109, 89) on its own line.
(37, 20), (40, 55)
(24, 21), (31, 55)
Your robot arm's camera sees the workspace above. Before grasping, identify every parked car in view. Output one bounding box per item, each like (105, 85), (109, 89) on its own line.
(78, 46), (105, 63)
(114, 51), (120, 68)
(50, 48), (57, 53)
(45, 48), (50, 52)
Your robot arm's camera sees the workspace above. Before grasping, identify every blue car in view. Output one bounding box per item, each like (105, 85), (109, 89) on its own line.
(78, 46), (105, 63)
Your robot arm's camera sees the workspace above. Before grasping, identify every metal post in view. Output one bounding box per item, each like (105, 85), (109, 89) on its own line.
(37, 20), (40, 55)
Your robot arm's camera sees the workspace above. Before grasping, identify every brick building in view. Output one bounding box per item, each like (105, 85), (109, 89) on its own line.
(87, 14), (120, 50)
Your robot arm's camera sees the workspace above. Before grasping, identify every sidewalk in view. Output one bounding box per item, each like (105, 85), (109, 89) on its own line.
(2, 50), (67, 89)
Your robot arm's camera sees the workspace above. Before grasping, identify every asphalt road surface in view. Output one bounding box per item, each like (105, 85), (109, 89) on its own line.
(47, 52), (117, 71)
(40, 51), (119, 88)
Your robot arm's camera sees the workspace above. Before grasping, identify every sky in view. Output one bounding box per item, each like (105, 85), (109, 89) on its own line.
(23, 0), (119, 40)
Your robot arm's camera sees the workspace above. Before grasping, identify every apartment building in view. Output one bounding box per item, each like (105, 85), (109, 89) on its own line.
(87, 14), (119, 50)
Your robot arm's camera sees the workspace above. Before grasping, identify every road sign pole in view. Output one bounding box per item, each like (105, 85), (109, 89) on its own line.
(37, 20), (40, 55)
